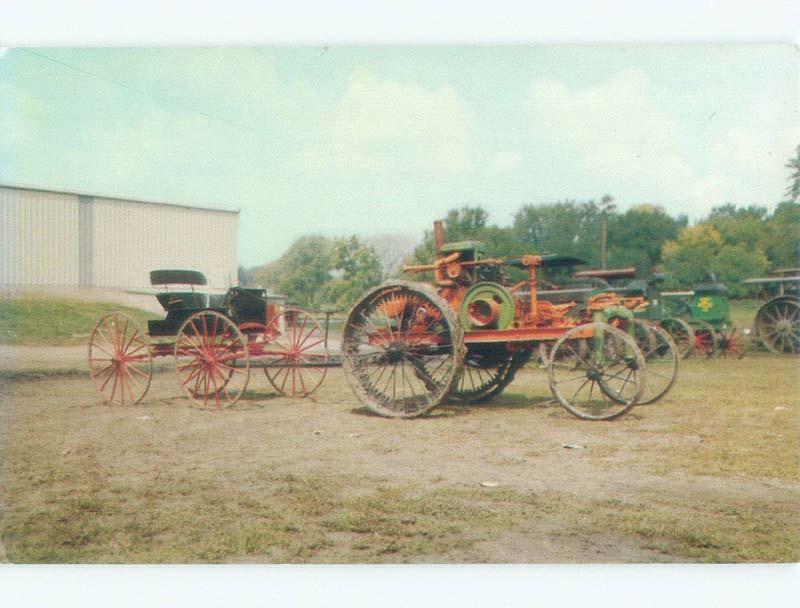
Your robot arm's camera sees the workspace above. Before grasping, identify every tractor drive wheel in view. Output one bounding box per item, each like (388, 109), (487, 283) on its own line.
(262, 308), (330, 398)
(88, 312), (152, 405)
(754, 296), (800, 354)
(342, 281), (465, 418)
(174, 311), (250, 409)
(547, 322), (646, 420)
(660, 317), (695, 360)
(692, 320), (718, 358)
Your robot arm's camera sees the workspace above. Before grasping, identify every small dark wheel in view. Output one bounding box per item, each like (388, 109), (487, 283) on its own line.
(754, 296), (800, 354)
(691, 319), (718, 358)
(548, 322), (646, 420)
(342, 281), (465, 418)
(88, 312), (152, 405)
(175, 311), (250, 409)
(659, 317), (695, 359)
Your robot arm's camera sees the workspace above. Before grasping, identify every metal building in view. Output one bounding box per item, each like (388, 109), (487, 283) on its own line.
(0, 184), (239, 290)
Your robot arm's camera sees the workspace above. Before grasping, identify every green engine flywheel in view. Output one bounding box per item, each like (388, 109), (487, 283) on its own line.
(459, 282), (516, 331)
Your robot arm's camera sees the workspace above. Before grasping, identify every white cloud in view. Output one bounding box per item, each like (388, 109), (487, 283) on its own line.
(285, 69), (478, 178)
(522, 69), (798, 214)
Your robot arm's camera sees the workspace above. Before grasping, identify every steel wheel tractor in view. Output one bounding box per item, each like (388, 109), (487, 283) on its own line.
(341, 221), (678, 421)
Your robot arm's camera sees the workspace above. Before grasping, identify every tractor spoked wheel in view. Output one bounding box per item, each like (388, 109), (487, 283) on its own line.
(448, 344), (533, 404)
(262, 308), (330, 398)
(616, 319), (679, 405)
(175, 311), (250, 409)
(754, 296), (800, 354)
(342, 281), (465, 418)
(660, 317), (695, 360)
(547, 322), (645, 420)
(716, 326), (746, 359)
(692, 320), (718, 358)
(88, 312), (152, 405)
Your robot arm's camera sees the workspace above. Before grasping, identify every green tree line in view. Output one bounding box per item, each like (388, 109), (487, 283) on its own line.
(244, 147), (800, 306)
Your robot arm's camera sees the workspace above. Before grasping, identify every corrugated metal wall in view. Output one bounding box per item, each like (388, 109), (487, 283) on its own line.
(0, 186), (239, 289)
(91, 197), (238, 289)
(0, 187), (80, 285)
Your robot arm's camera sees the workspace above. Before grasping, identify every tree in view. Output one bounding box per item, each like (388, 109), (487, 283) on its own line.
(319, 236), (383, 308)
(765, 201), (800, 268)
(786, 145), (800, 202)
(365, 233), (419, 278)
(250, 234), (382, 309)
(606, 204), (687, 275)
(662, 224), (769, 295)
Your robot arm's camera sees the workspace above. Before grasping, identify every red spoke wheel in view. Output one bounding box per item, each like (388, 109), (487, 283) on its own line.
(88, 312), (152, 405)
(175, 311), (250, 409)
(342, 281), (465, 418)
(716, 326), (746, 359)
(262, 308), (330, 398)
(692, 320), (718, 358)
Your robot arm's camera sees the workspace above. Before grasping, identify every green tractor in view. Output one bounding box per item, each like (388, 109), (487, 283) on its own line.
(662, 274), (745, 358)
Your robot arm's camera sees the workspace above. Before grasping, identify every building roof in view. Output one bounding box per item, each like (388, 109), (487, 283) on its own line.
(0, 181), (240, 214)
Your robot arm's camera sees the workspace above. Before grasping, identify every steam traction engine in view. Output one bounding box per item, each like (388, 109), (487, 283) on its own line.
(341, 221), (678, 420)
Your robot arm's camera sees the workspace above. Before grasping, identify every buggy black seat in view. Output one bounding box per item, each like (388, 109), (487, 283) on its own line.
(150, 269), (224, 311)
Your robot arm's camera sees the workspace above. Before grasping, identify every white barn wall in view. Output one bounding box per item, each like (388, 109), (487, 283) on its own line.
(91, 197), (238, 289)
(0, 187), (80, 286)
(0, 185), (239, 290)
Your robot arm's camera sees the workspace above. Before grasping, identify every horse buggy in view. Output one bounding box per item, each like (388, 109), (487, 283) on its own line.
(341, 221), (679, 421)
(88, 270), (330, 408)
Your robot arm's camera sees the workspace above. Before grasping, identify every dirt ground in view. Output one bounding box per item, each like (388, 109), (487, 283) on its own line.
(0, 353), (798, 563)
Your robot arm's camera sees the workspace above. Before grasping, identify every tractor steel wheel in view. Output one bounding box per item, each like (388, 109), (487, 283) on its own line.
(262, 308), (330, 398)
(660, 317), (695, 359)
(716, 326), (746, 359)
(616, 319), (678, 405)
(548, 322), (645, 420)
(754, 296), (800, 354)
(449, 344), (515, 403)
(88, 312), (152, 405)
(692, 320), (718, 358)
(175, 311), (250, 409)
(449, 345), (533, 403)
(342, 281), (465, 418)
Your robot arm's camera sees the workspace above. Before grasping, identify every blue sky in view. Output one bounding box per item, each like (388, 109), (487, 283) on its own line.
(1, 45), (797, 266)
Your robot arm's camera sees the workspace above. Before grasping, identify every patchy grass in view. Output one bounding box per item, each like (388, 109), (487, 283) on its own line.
(0, 294), (157, 345)
(1, 354), (797, 564)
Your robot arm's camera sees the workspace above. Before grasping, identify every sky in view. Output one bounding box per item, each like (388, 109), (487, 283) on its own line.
(0, 45), (798, 267)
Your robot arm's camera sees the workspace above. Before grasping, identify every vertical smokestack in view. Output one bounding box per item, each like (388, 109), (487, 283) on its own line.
(434, 220), (445, 252)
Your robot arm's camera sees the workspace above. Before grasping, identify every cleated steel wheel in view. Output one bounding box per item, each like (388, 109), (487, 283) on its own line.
(175, 311), (250, 409)
(342, 281), (465, 418)
(692, 319), (718, 357)
(88, 312), (152, 405)
(262, 308), (330, 398)
(660, 317), (695, 359)
(754, 296), (800, 354)
(547, 322), (646, 420)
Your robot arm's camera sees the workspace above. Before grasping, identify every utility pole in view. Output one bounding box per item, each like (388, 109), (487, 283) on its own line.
(598, 194), (615, 269)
